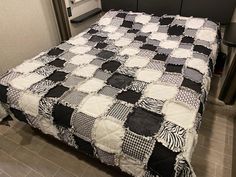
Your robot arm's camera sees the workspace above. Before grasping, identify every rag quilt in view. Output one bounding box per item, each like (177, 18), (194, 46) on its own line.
(0, 10), (219, 177)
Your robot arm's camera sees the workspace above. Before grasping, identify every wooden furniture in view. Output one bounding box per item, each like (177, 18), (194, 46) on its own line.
(219, 23), (236, 104)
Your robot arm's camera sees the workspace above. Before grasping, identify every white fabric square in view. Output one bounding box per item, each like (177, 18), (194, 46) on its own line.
(37, 118), (59, 138)
(135, 14), (151, 24)
(136, 69), (163, 83)
(171, 48), (193, 58)
(159, 40), (179, 49)
(162, 101), (196, 129)
(144, 83), (178, 101)
(77, 78), (105, 93)
(120, 47), (140, 56)
(102, 25), (118, 33)
(108, 32), (124, 40)
(19, 92), (41, 116)
(124, 56), (150, 68)
(119, 155), (145, 177)
(141, 23), (159, 33)
(69, 54), (96, 66)
(98, 17), (112, 26)
(196, 28), (217, 43)
(10, 73), (45, 90)
(80, 95), (113, 118)
(185, 18), (205, 29)
(69, 45), (92, 54)
(13, 60), (44, 74)
(67, 36), (88, 45)
(150, 32), (168, 41)
(114, 37), (132, 47)
(186, 58), (208, 74)
(92, 117), (125, 153)
(72, 64), (98, 78)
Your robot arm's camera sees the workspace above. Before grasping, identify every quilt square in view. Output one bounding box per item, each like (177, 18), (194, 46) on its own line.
(90, 58), (105, 67)
(165, 64), (183, 73)
(135, 14), (151, 24)
(7, 88), (21, 108)
(44, 85), (69, 98)
(46, 71), (68, 82)
(101, 60), (121, 73)
(60, 52), (76, 61)
(137, 97), (164, 114)
(183, 67), (203, 83)
(69, 54), (96, 66)
(95, 42), (108, 49)
(122, 130), (156, 161)
(106, 101), (133, 121)
(0, 72), (21, 86)
(166, 57), (186, 66)
(125, 107), (164, 137)
(124, 56), (150, 68)
(52, 103), (74, 128)
(63, 75), (85, 87)
(10, 73), (45, 90)
(77, 78), (105, 93)
(116, 12), (127, 18)
(96, 148), (115, 166)
(35, 65), (57, 77)
(62, 90), (87, 106)
(114, 37), (132, 46)
(13, 60), (44, 74)
(167, 25), (185, 36)
(97, 50), (115, 59)
(181, 78), (202, 94)
(127, 29), (139, 34)
(140, 44), (157, 51)
(98, 85), (120, 97)
(93, 70), (112, 81)
(121, 20), (133, 28)
(72, 64), (98, 78)
(120, 47), (140, 56)
(134, 35), (147, 42)
(159, 17), (174, 25)
(89, 35), (107, 42)
(0, 84), (8, 103)
(29, 80), (56, 95)
(69, 45), (92, 55)
(146, 61), (165, 71)
(159, 73), (184, 86)
(116, 90), (141, 104)
(73, 135), (94, 157)
(10, 108), (27, 123)
(135, 69), (163, 83)
(147, 142), (179, 177)
(71, 111), (96, 142)
(48, 58), (66, 68)
(107, 73), (134, 89)
(87, 28), (98, 34)
(19, 92), (41, 117)
(181, 36), (194, 44)
(38, 97), (56, 119)
(128, 80), (147, 92)
(193, 45), (212, 56)
(153, 53), (168, 61)
(80, 95), (113, 118)
(47, 48), (64, 56)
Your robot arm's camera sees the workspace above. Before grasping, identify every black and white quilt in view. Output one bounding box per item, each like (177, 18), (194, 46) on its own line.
(0, 10), (219, 177)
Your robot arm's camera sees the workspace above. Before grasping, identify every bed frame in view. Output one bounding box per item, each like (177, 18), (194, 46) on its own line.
(101, 0), (235, 24)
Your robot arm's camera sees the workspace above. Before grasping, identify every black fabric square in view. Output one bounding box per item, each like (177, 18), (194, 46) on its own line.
(140, 44), (157, 51)
(182, 78), (202, 94)
(45, 85), (69, 98)
(116, 90), (141, 104)
(0, 84), (8, 103)
(46, 71), (68, 82)
(10, 108), (27, 123)
(134, 36), (147, 42)
(87, 28), (98, 34)
(193, 45), (212, 56)
(116, 12), (127, 18)
(97, 50), (115, 59)
(95, 42), (108, 49)
(48, 58), (66, 67)
(125, 107), (164, 136)
(73, 135), (94, 157)
(181, 36), (194, 44)
(121, 20), (133, 28)
(148, 142), (179, 177)
(47, 48), (64, 56)
(128, 29), (139, 34)
(107, 73), (134, 89)
(168, 25), (185, 36)
(165, 64), (183, 73)
(101, 60), (121, 73)
(159, 17), (174, 25)
(52, 103), (74, 128)
(89, 35), (107, 42)
(153, 53), (168, 61)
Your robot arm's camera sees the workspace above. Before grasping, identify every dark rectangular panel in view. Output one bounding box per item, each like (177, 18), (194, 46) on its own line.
(138, 0), (182, 16)
(181, 0), (235, 24)
(101, 0), (137, 12)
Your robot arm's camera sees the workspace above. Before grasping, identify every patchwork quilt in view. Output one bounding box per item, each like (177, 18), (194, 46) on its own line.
(0, 10), (219, 177)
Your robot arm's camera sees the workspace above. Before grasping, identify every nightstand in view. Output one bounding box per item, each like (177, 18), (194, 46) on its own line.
(218, 22), (236, 105)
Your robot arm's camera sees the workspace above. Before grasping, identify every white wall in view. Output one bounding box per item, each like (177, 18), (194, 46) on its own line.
(0, 0), (60, 74)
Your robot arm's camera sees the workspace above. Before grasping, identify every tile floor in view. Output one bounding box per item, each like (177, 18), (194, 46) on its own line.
(0, 74), (235, 177)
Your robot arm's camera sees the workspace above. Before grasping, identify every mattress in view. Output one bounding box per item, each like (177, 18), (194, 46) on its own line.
(0, 10), (219, 177)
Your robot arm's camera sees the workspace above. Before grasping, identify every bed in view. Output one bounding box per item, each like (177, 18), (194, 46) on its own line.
(0, 9), (220, 177)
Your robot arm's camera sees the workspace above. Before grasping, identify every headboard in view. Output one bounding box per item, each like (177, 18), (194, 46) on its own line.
(101, 0), (236, 24)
